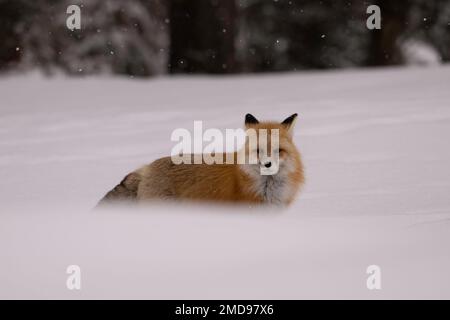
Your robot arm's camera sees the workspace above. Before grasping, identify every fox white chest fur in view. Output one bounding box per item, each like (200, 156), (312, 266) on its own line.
(239, 153), (300, 205)
(252, 175), (289, 204)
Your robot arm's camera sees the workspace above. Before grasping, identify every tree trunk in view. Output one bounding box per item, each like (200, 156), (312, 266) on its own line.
(169, 0), (236, 74)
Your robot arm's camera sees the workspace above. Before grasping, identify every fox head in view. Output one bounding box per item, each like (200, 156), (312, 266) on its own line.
(240, 113), (300, 177)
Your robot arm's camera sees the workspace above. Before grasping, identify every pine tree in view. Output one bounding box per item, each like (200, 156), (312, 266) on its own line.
(236, 0), (371, 72)
(16, 0), (169, 76)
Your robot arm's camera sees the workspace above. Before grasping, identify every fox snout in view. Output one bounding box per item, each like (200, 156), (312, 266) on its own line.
(262, 161), (272, 168)
(259, 155), (280, 175)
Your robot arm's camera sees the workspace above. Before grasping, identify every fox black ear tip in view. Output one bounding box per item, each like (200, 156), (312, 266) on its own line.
(281, 113), (298, 126)
(245, 113), (259, 124)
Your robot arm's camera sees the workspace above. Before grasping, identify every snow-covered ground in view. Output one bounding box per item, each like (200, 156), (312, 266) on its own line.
(1, 66), (450, 299)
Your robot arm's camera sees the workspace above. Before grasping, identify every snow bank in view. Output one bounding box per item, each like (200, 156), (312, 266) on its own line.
(1, 66), (450, 298)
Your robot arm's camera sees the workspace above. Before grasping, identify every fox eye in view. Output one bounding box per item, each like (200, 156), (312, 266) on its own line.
(278, 148), (286, 154)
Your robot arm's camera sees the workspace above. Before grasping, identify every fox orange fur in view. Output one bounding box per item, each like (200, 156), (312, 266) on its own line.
(98, 114), (304, 206)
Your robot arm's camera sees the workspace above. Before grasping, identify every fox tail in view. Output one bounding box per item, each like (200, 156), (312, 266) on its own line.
(96, 172), (141, 207)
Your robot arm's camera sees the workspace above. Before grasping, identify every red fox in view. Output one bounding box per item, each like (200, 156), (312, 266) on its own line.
(98, 114), (304, 206)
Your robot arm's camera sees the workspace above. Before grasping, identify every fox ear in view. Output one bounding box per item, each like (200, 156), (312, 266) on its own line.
(245, 113), (259, 126)
(281, 113), (298, 135)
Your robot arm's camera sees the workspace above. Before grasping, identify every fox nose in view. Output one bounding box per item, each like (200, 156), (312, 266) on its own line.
(264, 162), (272, 168)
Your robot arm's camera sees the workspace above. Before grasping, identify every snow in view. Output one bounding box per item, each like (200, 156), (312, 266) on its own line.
(1, 66), (450, 299)
(401, 38), (442, 66)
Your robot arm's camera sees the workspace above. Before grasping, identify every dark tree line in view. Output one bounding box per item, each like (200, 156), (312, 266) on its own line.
(0, 0), (448, 76)
(169, 0), (237, 73)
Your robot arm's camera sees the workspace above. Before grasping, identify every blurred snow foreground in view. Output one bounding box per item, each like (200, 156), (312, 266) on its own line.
(1, 66), (450, 299)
